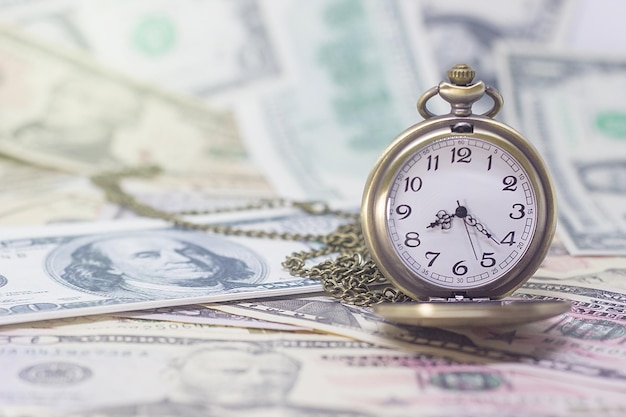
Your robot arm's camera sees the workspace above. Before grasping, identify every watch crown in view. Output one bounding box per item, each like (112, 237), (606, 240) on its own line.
(447, 64), (476, 86)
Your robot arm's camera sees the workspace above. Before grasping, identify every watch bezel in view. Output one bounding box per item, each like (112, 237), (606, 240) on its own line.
(361, 114), (557, 300)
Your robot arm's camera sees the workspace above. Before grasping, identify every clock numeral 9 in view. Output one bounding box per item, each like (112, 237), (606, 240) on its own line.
(404, 176), (423, 192)
(395, 204), (412, 220)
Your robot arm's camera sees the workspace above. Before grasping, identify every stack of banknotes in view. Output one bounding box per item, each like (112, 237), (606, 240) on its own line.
(0, 1), (625, 416)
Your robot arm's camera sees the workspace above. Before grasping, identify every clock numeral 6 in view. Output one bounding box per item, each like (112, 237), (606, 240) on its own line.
(453, 260), (468, 276)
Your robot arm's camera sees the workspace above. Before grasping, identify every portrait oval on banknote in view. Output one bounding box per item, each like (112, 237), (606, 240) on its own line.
(45, 229), (268, 300)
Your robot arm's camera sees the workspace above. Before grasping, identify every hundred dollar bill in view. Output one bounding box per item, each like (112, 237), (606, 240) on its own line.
(115, 304), (308, 331)
(0, 0), (281, 102)
(0, 331), (623, 416)
(0, 24), (270, 196)
(0, 210), (334, 326)
(210, 287), (626, 386)
(237, 0), (439, 203)
(497, 47), (626, 254)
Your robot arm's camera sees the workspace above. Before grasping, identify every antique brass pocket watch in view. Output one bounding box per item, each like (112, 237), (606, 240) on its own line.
(93, 64), (570, 328)
(363, 64), (569, 327)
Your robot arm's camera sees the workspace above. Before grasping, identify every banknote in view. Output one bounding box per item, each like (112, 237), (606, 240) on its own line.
(0, 331), (623, 417)
(410, 0), (576, 89)
(115, 304), (308, 331)
(0, 0), (281, 102)
(210, 282), (626, 387)
(237, 0), (439, 203)
(0, 211), (333, 326)
(0, 156), (107, 225)
(0, 313), (271, 336)
(536, 236), (626, 279)
(533, 268), (626, 292)
(0, 24), (271, 196)
(497, 47), (626, 254)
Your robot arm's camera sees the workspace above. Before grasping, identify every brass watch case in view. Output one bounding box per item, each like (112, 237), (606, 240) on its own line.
(361, 114), (557, 301)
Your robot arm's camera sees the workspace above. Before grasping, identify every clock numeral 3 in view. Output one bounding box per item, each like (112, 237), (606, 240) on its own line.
(509, 203), (525, 219)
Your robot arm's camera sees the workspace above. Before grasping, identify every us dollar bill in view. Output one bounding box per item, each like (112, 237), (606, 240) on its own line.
(534, 268), (626, 292)
(210, 282), (626, 386)
(237, 0), (439, 203)
(115, 304), (308, 331)
(0, 331), (624, 417)
(412, 0), (576, 89)
(497, 47), (626, 254)
(0, 24), (270, 197)
(0, 0), (280, 102)
(536, 236), (626, 280)
(0, 210), (342, 326)
(0, 313), (278, 336)
(0, 156), (108, 225)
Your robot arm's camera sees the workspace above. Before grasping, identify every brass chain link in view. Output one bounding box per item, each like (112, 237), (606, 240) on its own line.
(90, 167), (410, 306)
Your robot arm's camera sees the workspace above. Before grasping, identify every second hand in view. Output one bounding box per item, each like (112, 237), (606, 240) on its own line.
(457, 200), (479, 261)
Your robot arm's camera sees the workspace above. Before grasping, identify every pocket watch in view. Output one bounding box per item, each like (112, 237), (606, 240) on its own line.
(363, 64), (569, 327)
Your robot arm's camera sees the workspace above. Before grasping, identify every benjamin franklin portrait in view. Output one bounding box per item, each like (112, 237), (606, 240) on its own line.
(46, 229), (267, 300)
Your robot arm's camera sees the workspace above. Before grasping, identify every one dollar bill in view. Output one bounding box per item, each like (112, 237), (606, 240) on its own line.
(0, 23), (269, 195)
(497, 46), (626, 255)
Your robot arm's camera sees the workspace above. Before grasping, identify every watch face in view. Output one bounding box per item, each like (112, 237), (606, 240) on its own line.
(386, 135), (539, 293)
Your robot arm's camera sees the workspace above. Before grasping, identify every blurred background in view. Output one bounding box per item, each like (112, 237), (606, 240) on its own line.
(0, 0), (623, 255)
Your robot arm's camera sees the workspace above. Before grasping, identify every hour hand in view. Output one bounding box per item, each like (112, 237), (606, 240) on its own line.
(427, 210), (454, 229)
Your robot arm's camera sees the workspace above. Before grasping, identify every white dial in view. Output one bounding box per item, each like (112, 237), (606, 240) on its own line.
(386, 135), (538, 291)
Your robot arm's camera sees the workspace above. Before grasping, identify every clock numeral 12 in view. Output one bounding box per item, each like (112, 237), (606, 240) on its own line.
(451, 147), (472, 163)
